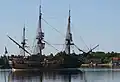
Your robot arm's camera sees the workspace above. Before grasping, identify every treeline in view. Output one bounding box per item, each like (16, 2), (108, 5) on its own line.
(88, 51), (120, 58)
(0, 56), (10, 69)
(86, 51), (120, 63)
(54, 51), (120, 64)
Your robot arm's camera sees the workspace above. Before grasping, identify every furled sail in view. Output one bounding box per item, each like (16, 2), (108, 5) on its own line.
(36, 5), (45, 55)
(65, 10), (73, 54)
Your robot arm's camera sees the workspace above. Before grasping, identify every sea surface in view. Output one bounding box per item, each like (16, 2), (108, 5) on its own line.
(1, 68), (120, 82)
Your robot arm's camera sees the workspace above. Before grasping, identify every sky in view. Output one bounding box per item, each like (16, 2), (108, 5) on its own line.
(0, 0), (120, 55)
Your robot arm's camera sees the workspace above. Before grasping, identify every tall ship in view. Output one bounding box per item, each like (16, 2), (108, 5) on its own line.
(8, 5), (99, 70)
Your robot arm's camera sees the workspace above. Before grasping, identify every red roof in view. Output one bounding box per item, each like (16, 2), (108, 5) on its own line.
(112, 57), (120, 60)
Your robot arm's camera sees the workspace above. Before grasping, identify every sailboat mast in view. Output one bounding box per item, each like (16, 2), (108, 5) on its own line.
(21, 25), (26, 56)
(68, 10), (71, 55)
(39, 5), (42, 55)
(36, 5), (45, 55)
(65, 9), (73, 55)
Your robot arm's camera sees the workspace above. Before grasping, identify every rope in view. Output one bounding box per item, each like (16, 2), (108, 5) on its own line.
(42, 18), (65, 38)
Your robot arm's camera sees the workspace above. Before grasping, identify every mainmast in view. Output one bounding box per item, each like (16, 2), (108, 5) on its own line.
(21, 25), (26, 56)
(65, 9), (74, 55)
(36, 5), (45, 55)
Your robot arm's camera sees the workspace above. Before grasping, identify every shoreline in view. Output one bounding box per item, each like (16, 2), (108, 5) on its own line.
(81, 63), (120, 68)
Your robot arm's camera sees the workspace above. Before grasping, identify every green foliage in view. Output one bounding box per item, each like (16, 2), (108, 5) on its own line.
(87, 51), (120, 63)
(53, 51), (120, 64)
(0, 56), (11, 69)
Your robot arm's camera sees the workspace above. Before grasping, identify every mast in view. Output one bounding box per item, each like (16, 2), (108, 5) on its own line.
(36, 5), (45, 55)
(4, 46), (8, 55)
(65, 9), (74, 55)
(21, 25), (26, 56)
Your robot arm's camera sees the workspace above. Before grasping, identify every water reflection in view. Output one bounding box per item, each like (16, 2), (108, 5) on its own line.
(7, 70), (86, 82)
(3, 68), (120, 82)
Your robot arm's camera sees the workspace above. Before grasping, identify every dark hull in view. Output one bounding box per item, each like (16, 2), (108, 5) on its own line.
(10, 60), (82, 70)
(10, 54), (82, 70)
(11, 62), (82, 70)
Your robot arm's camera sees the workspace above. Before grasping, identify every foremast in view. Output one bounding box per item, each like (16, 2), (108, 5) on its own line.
(21, 25), (26, 56)
(36, 5), (45, 55)
(65, 9), (74, 55)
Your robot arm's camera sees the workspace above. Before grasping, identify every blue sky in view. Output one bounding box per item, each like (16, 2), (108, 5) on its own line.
(0, 0), (120, 55)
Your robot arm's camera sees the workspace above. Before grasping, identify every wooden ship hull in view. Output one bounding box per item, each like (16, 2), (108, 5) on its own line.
(9, 54), (82, 70)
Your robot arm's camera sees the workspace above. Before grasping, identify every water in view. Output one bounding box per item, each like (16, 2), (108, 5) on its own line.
(1, 68), (120, 82)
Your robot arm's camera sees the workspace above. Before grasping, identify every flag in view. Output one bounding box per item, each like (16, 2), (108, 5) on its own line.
(5, 47), (8, 54)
